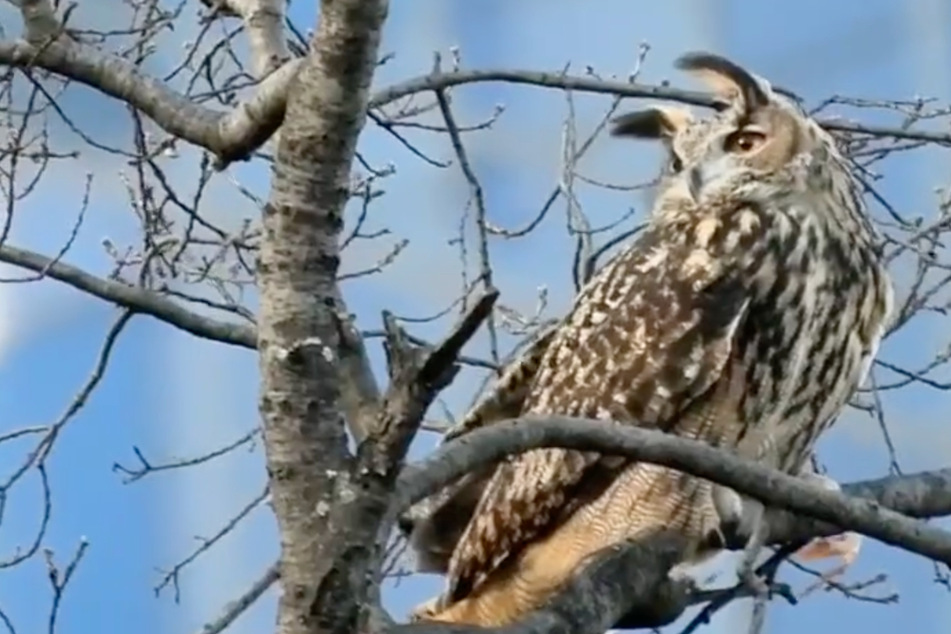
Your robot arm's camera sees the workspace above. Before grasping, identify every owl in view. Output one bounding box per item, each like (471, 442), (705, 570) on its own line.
(404, 52), (894, 627)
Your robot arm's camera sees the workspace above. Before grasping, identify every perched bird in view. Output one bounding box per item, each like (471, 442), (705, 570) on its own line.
(404, 51), (894, 627)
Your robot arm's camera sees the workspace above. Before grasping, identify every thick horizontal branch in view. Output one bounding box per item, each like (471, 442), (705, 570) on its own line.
(389, 418), (951, 634)
(392, 472), (951, 634)
(204, 412), (951, 634)
(0, 38), (301, 165)
(370, 69), (951, 145)
(4, 39), (947, 169)
(763, 467), (951, 545)
(0, 244), (255, 348)
(389, 532), (694, 634)
(394, 416), (951, 567)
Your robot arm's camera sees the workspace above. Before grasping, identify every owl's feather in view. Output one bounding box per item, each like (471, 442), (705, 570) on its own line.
(445, 321), (561, 443)
(447, 209), (761, 600)
(399, 322), (561, 573)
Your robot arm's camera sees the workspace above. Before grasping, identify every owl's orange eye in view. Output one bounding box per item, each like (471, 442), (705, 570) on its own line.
(724, 130), (767, 153)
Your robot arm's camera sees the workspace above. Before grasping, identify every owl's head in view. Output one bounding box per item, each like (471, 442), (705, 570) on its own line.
(611, 52), (843, 206)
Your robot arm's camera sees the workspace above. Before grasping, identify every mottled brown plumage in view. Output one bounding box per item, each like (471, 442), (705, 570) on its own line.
(407, 51), (894, 627)
(399, 322), (561, 573)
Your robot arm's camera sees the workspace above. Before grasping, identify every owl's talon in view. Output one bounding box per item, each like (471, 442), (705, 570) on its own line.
(796, 531), (862, 565)
(794, 472), (861, 569)
(711, 483), (766, 546)
(711, 485), (743, 526)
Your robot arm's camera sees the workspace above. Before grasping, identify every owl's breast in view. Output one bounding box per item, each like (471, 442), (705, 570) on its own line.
(728, 216), (892, 472)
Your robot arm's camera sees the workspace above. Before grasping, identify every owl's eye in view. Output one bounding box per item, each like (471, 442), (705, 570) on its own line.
(724, 129), (767, 153)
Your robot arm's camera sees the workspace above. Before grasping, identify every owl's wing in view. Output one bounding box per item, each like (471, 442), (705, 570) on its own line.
(398, 321), (562, 573)
(446, 219), (760, 600)
(444, 321), (561, 442)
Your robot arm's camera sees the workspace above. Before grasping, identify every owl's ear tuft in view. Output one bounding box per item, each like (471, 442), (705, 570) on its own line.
(610, 106), (693, 140)
(675, 51), (769, 112)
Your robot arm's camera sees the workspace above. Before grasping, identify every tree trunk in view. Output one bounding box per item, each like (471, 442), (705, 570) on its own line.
(256, 1), (389, 633)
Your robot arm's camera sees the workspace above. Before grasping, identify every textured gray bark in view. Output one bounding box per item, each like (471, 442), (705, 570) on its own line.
(256, 1), (389, 633)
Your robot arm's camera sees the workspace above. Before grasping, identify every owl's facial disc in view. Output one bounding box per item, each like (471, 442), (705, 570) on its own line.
(610, 52), (819, 203)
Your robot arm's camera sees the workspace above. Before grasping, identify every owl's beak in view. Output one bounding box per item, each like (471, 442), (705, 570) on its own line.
(688, 166), (704, 201)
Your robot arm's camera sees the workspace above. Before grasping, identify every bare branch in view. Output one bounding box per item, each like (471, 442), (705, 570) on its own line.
(369, 69), (951, 146)
(388, 417), (951, 633)
(193, 563), (279, 634)
(155, 486), (269, 602)
(0, 242), (413, 450)
(225, 0), (290, 78)
(433, 76), (500, 365)
(0, 244), (256, 348)
(394, 417), (951, 567)
(112, 428), (260, 483)
(0, 39), (300, 165)
(43, 539), (89, 634)
(367, 288), (499, 472)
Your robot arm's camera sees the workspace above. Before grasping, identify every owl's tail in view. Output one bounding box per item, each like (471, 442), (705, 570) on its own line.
(415, 461), (721, 627)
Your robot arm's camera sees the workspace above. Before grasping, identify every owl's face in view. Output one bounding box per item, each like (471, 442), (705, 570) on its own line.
(612, 53), (839, 208)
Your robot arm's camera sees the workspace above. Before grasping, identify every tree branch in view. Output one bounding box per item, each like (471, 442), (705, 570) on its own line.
(0, 242), (428, 453)
(204, 414), (951, 633)
(386, 418), (951, 633)
(0, 38), (301, 166)
(394, 417), (951, 569)
(761, 468), (951, 545)
(255, 1), (390, 633)
(3, 32), (947, 174)
(0, 244), (256, 348)
(365, 288), (499, 474)
(225, 0), (291, 78)
(369, 70), (951, 146)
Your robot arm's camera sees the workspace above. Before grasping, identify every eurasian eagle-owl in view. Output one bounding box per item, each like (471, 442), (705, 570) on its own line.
(402, 52), (894, 627)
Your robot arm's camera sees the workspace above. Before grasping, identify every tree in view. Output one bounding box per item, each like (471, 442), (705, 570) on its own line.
(1, 1), (951, 634)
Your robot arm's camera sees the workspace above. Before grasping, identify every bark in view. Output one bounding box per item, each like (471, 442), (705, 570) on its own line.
(227, 0), (291, 78)
(256, 1), (389, 633)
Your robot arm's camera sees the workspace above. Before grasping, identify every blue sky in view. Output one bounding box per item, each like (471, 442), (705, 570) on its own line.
(1, 2), (950, 634)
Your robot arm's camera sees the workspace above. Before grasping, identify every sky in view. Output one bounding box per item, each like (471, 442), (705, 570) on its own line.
(1, 1), (951, 634)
